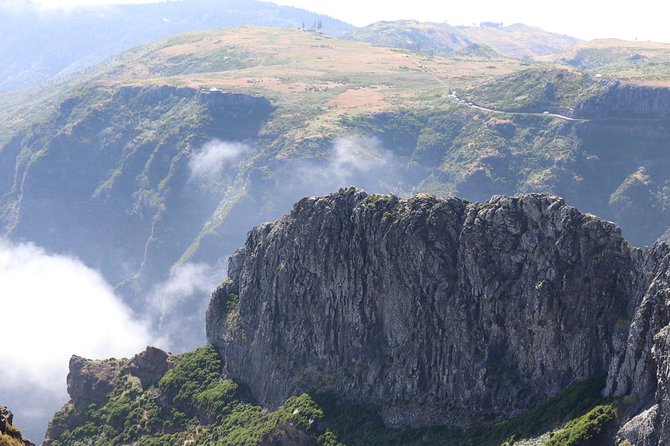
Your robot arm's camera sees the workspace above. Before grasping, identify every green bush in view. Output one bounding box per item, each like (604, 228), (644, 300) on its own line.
(545, 405), (616, 446)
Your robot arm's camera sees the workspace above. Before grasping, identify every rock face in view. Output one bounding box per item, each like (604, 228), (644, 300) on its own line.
(127, 346), (175, 388)
(605, 244), (670, 445)
(65, 347), (179, 405)
(0, 405), (34, 446)
(258, 422), (316, 446)
(207, 187), (645, 427)
(66, 356), (126, 404)
(576, 81), (670, 119)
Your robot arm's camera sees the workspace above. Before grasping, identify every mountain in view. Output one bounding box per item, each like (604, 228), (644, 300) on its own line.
(543, 38), (670, 85)
(3, 26), (670, 440)
(0, 0), (353, 92)
(44, 189), (670, 445)
(346, 20), (479, 56)
(347, 20), (579, 60)
(458, 23), (580, 60)
(3, 27), (670, 344)
(0, 26), (530, 336)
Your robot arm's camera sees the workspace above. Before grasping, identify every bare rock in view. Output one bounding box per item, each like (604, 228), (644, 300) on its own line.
(207, 188), (638, 427)
(0, 405), (35, 446)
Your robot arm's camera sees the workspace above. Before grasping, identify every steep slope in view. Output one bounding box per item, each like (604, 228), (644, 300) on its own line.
(43, 189), (670, 445)
(207, 188), (636, 427)
(0, 0), (352, 92)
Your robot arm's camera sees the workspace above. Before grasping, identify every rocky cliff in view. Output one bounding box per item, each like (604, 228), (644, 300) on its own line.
(45, 188), (670, 445)
(576, 81), (670, 119)
(0, 406), (34, 446)
(206, 188), (640, 427)
(44, 345), (321, 446)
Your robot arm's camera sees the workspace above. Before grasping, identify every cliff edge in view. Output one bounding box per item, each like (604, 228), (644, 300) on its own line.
(207, 188), (663, 429)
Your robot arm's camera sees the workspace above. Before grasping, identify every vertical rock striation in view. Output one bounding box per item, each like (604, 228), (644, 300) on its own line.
(207, 187), (643, 427)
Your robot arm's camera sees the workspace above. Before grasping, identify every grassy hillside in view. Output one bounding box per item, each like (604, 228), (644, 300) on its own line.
(347, 20), (579, 60)
(0, 27), (526, 148)
(545, 39), (670, 85)
(458, 66), (607, 114)
(0, 0), (352, 92)
(459, 23), (580, 60)
(93, 27), (527, 143)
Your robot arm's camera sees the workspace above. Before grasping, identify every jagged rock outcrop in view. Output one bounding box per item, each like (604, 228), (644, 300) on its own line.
(603, 243), (670, 445)
(66, 347), (179, 405)
(127, 346), (176, 388)
(207, 187), (643, 427)
(0, 406), (34, 446)
(46, 347), (180, 443)
(66, 355), (126, 404)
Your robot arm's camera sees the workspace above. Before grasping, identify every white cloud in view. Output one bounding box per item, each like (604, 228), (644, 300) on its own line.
(149, 261), (226, 350)
(296, 135), (391, 187)
(0, 240), (156, 440)
(0, 240), (154, 386)
(189, 140), (249, 184)
(330, 135), (389, 178)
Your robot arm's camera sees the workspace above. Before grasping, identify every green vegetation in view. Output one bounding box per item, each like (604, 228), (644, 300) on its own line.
(459, 66), (606, 115)
(552, 40), (670, 83)
(48, 347), (616, 446)
(314, 375), (609, 446)
(47, 346), (326, 446)
(545, 405), (617, 446)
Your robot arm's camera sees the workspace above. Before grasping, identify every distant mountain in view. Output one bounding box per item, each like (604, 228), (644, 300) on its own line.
(347, 20), (579, 60)
(544, 38), (670, 84)
(346, 20), (478, 56)
(0, 0), (353, 92)
(458, 23), (580, 59)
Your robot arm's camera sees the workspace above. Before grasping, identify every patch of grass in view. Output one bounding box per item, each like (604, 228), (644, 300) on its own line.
(545, 405), (617, 446)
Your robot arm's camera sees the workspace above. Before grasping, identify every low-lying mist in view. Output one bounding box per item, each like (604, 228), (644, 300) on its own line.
(0, 240), (157, 441)
(0, 133), (409, 442)
(148, 260), (227, 352)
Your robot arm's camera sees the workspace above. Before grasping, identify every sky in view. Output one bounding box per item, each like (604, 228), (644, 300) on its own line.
(28, 0), (670, 42)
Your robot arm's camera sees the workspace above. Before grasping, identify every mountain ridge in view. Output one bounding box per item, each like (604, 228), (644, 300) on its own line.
(42, 188), (670, 445)
(0, 0), (354, 92)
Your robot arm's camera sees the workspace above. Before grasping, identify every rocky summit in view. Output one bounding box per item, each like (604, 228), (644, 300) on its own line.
(43, 189), (670, 445)
(206, 187), (670, 441)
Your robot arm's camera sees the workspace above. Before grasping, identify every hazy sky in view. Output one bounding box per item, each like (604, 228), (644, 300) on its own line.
(28, 0), (670, 42)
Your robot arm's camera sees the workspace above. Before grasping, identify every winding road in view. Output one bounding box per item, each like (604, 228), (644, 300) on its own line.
(405, 53), (590, 123)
